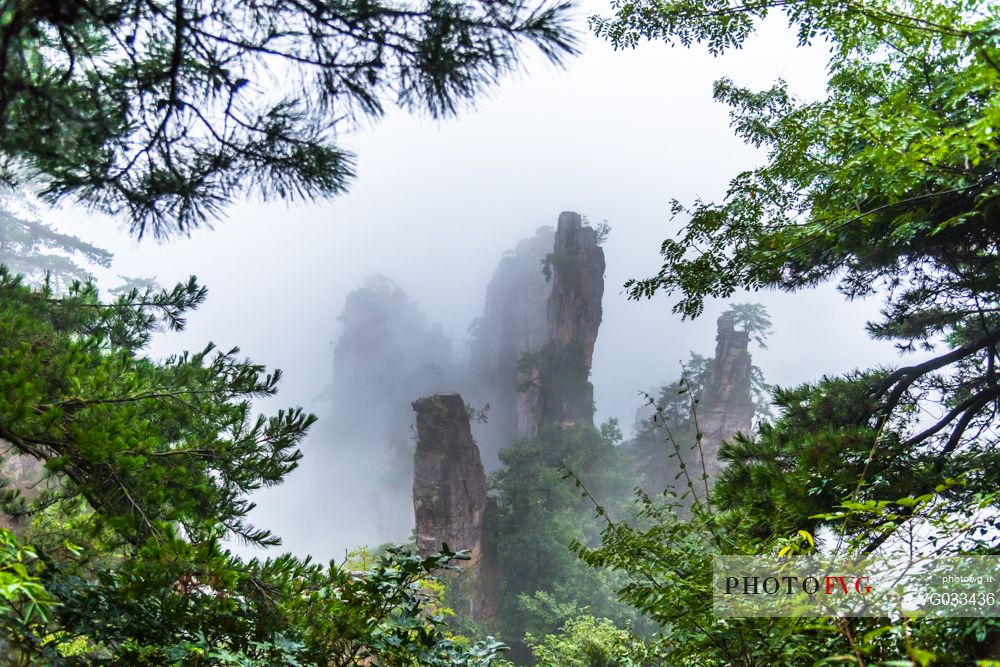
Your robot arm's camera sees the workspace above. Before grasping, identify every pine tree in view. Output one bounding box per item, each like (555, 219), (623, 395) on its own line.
(0, 191), (112, 289)
(0, 270), (504, 664)
(0, 0), (577, 237)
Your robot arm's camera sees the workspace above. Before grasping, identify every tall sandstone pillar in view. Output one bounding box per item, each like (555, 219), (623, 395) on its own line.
(411, 392), (499, 621)
(467, 227), (554, 465)
(536, 211), (605, 428)
(467, 212), (605, 461)
(699, 312), (755, 479)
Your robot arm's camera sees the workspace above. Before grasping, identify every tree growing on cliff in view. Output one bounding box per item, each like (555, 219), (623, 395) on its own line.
(625, 303), (771, 495)
(0, 0), (576, 237)
(726, 302), (771, 349)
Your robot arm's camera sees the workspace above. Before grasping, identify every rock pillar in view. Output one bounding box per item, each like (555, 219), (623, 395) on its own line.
(537, 211), (605, 428)
(411, 392), (499, 620)
(699, 312), (755, 478)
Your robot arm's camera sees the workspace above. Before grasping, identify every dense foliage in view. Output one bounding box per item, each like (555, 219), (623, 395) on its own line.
(491, 423), (647, 655)
(0, 271), (505, 664)
(574, 483), (1000, 666)
(516, 615), (656, 667)
(602, 0), (1000, 533)
(593, 0), (1000, 557)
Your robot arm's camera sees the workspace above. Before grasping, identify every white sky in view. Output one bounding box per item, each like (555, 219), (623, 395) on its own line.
(45, 2), (907, 558)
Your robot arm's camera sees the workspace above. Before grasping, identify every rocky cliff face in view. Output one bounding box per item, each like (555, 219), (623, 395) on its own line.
(699, 312), (755, 479)
(411, 392), (499, 621)
(537, 212), (605, 428)
(467, 212), (605, 458)
(466, 227), (554, 466)
(308, 275), (454, 549)
(331, 275), (453, 442)
(407, 213), (604, 622)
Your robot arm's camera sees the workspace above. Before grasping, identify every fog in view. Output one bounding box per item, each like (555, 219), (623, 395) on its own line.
(43, 3), (903, 560)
